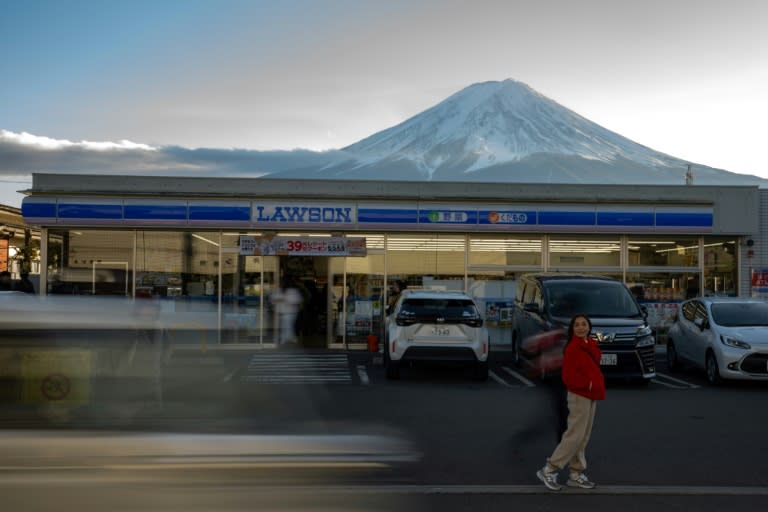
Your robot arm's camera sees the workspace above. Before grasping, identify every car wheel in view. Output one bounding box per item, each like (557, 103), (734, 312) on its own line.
(705, 351), (722, 386)
(473, 361), (489, 381)
(666, 339), (679, 371)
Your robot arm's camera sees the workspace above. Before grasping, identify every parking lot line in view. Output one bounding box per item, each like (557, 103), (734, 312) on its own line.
(488, 370), (513, 388)
(655, 372), (700, 389)
(501, 366), (535, 387)
(356, 365), (370, 385)
(651, 379), (688, 389)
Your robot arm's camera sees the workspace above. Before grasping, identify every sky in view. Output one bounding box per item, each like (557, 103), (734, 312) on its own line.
(1, 0), (767, 207)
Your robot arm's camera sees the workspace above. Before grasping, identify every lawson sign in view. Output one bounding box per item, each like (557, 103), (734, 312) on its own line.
(253, 202), (355, 225)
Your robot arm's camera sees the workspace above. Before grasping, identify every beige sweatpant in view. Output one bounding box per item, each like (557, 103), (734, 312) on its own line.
(546, 391), (597, 473)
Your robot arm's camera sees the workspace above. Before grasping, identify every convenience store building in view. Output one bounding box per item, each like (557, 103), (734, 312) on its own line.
(20, 173), (760, 349)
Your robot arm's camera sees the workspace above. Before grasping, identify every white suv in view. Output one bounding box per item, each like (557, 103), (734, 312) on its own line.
(384, 290), (490, 380)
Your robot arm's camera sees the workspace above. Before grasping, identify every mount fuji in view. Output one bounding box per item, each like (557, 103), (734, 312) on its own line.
(272, 79), (765, 186)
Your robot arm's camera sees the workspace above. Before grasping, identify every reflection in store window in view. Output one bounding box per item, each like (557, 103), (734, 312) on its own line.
(626, 271), (698, 342)
(549, 238), (620, 268)
(469, 236), (541, 266)
(628, 237), (699, 267)
(703, 238), (737, 297)
(48, 230), (133, 296)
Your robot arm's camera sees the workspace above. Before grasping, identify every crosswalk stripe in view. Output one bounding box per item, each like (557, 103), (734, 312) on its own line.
(242, 353), (353, 384)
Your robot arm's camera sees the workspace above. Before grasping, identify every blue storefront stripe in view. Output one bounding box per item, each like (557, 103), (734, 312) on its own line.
(21, 202), (57, 219)
(20, 198), (715, 232)
(188, 205), (251, 221)
(597, 211), (654, 226)
(358, 208), (419, 224)
(539, 211), (596, 225)
(655, 212), (713, 227)
(57, 203), (123, 219)
(125, 204), (188, 220)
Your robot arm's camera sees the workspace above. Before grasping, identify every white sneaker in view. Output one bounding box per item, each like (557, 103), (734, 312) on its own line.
(567, 472), (596, 489)
(536, 467), (562, 491)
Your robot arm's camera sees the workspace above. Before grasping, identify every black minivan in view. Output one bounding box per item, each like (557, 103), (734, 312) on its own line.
(511, 273), (656, 384)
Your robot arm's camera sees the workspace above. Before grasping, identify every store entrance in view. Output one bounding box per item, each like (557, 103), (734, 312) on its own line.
(278, 255), (334, 349)
(222, 244), (377, 349)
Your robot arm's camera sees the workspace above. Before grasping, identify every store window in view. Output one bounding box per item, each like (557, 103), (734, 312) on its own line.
(548, 237), (621, 269)
(469, 235), (542, 267)
(135, 231), (220, 300)
(703, 238), (737, 296)
(47, 229), (134, 295)
(467, 235), (541, 345)
(625, 271), (696, 342)
(628, 236), (700, 267)
(386, 233), (466, 292)
(338, 234), (385, 345)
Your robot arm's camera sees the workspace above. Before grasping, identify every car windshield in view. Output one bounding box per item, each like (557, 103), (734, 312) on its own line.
(710, 302), (768, 327)
(545, 281), (641, 318)
(399, 298), (478, 319)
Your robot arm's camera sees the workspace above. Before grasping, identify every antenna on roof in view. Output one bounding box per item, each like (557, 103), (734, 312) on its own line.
(685, 164), (694, 185)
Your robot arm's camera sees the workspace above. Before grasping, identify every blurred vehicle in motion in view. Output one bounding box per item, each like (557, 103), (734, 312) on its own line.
(667, 297), (768, 385)
(0, 429), (421, 512)
(511, 273), (655, 384)
(0, 292), (218, 425)
(384, 290), (489, 380)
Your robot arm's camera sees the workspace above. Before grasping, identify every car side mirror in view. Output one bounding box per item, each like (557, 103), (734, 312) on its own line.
(694, 317), (707, 331)
(385, 304), (392, 316)
(640, 305), (648, 319)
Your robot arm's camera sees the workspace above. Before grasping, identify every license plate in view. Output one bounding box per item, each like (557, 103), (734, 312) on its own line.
(600, 353), (617, 365)
(431, 327), (451, 336)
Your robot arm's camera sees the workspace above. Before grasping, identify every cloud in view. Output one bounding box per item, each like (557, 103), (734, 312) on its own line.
(0, 129), (349, 178)
(1, 130), (157, 152)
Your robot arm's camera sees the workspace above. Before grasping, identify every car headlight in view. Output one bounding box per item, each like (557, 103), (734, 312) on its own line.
(635, 325), (655, 347)
(637, 325), (653, 337)
(720, 335), (751, 350)
(636, 336), (655, 347)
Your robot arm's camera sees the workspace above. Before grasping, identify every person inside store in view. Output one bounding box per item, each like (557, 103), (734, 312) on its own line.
(0, 271), (13, 291)
(14, 271), (35, 294)
(536, 313), (606, 491)
(270, 277), (304, 347)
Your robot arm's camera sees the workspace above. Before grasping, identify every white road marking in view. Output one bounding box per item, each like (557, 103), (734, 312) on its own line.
(656, 372), (701, 388)
(242, 353), (353, 384)
(4, 481), (759, 496)
(315, 484), (768, 496)
(651, 379), (687, 389)
(488, 370), (512, 388)
(254, 484), (768, 496)
(222, 368), (238, 382)
(357, 365), (370, 385)
(501, 366), (536, 387)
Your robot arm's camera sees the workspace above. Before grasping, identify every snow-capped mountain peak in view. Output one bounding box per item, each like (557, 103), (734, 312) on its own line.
(343, 79), (675, 178)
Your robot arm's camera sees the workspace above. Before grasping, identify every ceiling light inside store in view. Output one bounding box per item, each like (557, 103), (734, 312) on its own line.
(192, 234), (219, 247)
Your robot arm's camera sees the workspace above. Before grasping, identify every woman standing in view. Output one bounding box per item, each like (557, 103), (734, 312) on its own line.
(536, 314), (605, 491)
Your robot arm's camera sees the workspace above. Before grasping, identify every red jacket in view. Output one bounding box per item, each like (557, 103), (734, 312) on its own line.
(561, 335), (606, 401)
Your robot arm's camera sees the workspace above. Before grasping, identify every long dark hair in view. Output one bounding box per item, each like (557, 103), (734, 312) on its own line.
(567, 313), (592, 340)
